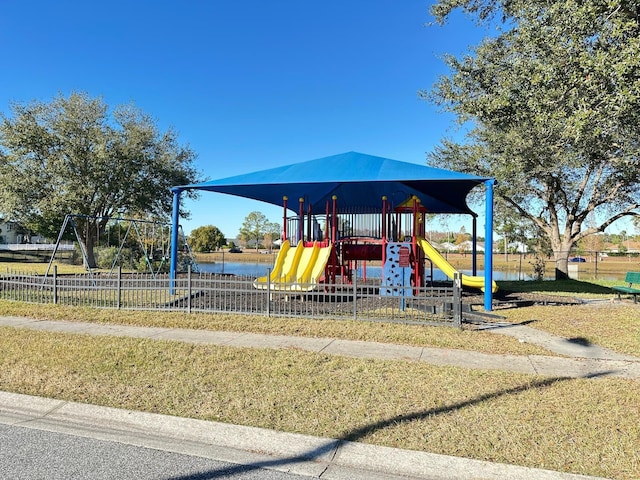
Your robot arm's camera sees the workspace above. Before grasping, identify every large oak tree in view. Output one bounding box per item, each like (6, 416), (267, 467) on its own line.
(0, 92), (201, 267)
(425, 0), (640, 277)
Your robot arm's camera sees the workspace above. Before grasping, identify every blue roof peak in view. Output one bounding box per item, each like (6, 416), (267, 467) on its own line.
(178, 152), (491, 214)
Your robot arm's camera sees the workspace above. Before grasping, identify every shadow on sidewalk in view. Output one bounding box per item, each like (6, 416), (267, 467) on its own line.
(566, 337), (591, 347)
(166, 371), (612, 480)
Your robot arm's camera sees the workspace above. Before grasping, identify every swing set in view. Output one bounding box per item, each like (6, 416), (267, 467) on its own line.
(44, 214), (197, 280)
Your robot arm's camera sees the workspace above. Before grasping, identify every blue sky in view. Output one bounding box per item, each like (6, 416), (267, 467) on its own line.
(2, 1), (505, 237)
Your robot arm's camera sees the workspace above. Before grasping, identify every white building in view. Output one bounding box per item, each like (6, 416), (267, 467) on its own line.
(0, 219), (47, 244)
(0, 220), (21, 244)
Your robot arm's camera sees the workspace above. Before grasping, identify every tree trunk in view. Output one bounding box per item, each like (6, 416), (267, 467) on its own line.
(555, 255), (569, 280)
(79, 233), (98, 269)
(553, 241), (573, 280)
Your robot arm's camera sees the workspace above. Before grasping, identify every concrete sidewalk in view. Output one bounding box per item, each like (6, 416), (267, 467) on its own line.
(1, 315), (639, 379)
(1, 315), (636, 479)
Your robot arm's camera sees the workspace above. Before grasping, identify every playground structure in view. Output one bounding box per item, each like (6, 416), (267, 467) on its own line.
(253, 194), (498, 294)
(170, 152), (498, 310)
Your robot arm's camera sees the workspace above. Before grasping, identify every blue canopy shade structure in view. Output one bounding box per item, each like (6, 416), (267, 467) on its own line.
(170, 152), (496, 310)
(178, 151), (488, 215)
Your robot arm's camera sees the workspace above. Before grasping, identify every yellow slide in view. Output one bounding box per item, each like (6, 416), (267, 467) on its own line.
(254, 239), (292, 284)
(288, 244), (332, 291)
(254, 241), (332, 291)
(417, 236), (498, 293)
(279, 241), (305, 284)
(308, 245), (332, 284)
(285, 242), (318, 284)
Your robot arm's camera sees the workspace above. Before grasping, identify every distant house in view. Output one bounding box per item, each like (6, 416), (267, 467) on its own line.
(508, 241), (529, 253)
(0, 220), (21, 244)
(225, 238), (241, 247)
(442, 240), (486, 253)
(439, 242), (458, 252)
(0, 219), (47, 244)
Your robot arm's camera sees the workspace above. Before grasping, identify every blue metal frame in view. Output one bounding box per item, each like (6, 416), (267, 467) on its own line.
(169, 187), (182, 291)
(484, 179), (495, 311)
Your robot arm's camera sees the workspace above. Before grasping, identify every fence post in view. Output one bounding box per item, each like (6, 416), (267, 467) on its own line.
(352, 273), (357, 320)
(453, 273), (462, 328)
(266, 267), (271, 318)
(187, 265), (192, 314)
(117, 266), (122, 309)
(53, 265), (58, 305)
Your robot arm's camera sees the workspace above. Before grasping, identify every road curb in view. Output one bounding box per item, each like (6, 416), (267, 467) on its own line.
(0, 391), (607, 480)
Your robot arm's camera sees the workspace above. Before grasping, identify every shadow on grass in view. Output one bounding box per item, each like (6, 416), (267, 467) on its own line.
(498, 279), (613, 295)
(167, 372), (612, 480)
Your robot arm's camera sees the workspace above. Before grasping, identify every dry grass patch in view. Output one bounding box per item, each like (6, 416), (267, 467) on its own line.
(0, 327), (638, 479)
(0, 300), (549, 356)
(499, 302), (640, 357)
(0, 262), (90, 275)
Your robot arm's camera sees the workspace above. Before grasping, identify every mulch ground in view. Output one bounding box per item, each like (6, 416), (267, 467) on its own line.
(461, 288), (583, 312)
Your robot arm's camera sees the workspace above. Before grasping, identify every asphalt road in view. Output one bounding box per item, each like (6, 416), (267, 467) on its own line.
(0, 423), (310, 480)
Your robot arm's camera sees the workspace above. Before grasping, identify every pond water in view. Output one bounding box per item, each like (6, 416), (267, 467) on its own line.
(198, 262), (271, 277)
(197, 262), (542, 281)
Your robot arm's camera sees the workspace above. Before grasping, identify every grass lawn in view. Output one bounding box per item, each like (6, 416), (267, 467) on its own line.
(0, 261), (92, 275)
(1, 267), (639, 478)
(0, 324), (638, 480)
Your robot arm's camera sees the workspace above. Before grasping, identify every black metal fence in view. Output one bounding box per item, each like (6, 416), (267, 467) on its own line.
(0, 268), (463, 327)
